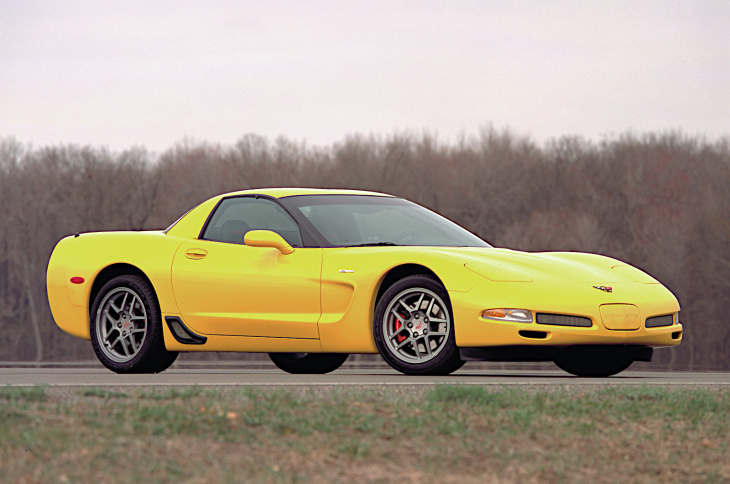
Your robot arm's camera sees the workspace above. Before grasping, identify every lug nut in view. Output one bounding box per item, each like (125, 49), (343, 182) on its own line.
(423, 329), (428, 335)
(407, 322), (413, 328)
(413, 331), (419, 337)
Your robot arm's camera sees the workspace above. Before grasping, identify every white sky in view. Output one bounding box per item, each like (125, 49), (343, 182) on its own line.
(1, 0), (728, 152)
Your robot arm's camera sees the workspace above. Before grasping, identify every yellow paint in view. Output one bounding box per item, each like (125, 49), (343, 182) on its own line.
(171, 240), (321, 338)
(160, 317), (324, 353)
(600, 304), (642, 331)
(244, 230), (294, 255)
(47, 188), (683, 357)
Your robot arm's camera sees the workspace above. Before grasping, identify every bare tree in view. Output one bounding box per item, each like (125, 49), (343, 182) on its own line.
(0, 132), (728, 368)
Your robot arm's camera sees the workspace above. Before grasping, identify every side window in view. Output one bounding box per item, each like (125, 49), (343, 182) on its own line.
(202, 197), (303, 247)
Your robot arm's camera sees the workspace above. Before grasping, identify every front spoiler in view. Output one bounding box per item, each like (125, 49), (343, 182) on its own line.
(459, 345), (653, 362)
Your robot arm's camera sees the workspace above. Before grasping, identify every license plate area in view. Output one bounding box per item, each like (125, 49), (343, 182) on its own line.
(600, 304), (641, 330)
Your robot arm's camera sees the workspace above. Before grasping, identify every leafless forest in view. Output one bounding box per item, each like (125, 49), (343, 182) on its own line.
(0, 128), (728, 368)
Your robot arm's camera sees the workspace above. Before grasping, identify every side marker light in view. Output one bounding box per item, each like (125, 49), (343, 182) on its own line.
(481, 308), (533, 323)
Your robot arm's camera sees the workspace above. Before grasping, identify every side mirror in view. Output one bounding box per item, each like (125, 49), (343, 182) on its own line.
(244, 230), (295, 255)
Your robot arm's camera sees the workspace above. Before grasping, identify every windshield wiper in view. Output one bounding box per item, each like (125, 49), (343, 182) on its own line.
(347, 242), (400, 247)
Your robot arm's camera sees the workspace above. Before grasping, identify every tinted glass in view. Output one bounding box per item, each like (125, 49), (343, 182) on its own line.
(202, 197), (303, 247)
(284, 195), (490, 248)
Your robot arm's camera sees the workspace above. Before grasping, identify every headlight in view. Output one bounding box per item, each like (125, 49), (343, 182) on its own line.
(481, 308), (533, 323)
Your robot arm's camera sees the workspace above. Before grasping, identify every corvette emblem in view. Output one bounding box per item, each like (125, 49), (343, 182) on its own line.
(593, 285), (613, 293)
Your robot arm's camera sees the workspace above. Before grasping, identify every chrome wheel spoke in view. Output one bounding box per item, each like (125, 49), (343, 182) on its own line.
(383, 286), (450, 365)
(391, 309), (405, 324)
(395, 338), (411, 350)
(390, 330), (407, 342)
(398, 298), (412, 313)
(103, 310), (118, 327)
(106, 334), (121, 348)
(130, 295), (140, 313)
(120, 337), (130, 356)
(421, 335), (433, 354)
(426, 297), (435, 316)
(414, 293), (425, 310)
(127, 334), (138, 353)
(95, 287), (148, 364)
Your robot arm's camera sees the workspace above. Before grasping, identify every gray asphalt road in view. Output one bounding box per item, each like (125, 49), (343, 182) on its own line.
(2, 366), (729, 387)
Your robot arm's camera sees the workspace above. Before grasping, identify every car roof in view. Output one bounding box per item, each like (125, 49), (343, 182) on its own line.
(165, 188), (396, 239)
(218, 187), (395, 199)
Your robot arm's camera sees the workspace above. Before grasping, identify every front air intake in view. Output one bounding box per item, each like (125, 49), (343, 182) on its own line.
(646, 315), (674, 328)
(519, 330), (548, 339)
(536, 313), (592, 328)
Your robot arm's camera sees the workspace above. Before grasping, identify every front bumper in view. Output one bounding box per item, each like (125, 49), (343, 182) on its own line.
(450, 280), (682, 348)
(459, 344), (654, 362)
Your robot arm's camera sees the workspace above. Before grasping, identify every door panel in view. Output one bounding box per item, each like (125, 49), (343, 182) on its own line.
(171, 240), (322, 338)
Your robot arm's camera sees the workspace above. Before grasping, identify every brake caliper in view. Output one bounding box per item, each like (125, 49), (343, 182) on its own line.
(395, 314), (406, 343)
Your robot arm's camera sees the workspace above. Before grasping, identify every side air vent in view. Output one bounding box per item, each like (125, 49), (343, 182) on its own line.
(536, 313), (592, 328)
(165, 317), (207, 345)
(645, 314), (674, 328)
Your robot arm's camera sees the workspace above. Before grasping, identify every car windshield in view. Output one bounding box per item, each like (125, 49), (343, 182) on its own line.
(283, 195), (491, 248)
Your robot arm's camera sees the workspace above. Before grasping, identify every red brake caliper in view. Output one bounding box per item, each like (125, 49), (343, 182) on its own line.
(395, 314), (406, 343)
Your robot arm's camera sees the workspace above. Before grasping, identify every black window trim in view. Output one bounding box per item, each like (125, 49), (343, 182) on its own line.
(197, 194), (320, 248)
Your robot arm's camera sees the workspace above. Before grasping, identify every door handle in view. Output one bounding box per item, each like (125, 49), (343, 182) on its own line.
(185, 248), (208, 260)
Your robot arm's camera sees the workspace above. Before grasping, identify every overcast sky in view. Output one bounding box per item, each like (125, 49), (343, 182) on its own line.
(1, 0), (728, 152)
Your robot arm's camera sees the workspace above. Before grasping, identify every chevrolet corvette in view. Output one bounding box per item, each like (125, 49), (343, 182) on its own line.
(47, 188), (682, 376)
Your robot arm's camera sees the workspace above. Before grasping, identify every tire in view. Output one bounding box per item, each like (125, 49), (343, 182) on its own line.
(90, 275), (178, 374)
(374, 275), (464, 375)
(268, 353), (349, 374)
(553, 346), (634, 377)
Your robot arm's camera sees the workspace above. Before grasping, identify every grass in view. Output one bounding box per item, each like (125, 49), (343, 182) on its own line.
(0, 385), (728, 483)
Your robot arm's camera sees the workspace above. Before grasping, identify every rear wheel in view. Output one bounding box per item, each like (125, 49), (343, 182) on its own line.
(90, 275), (178, 374)
(268, 353), (349, 374)
(554, 346), (634, 377)
(374, 275), (464, 375)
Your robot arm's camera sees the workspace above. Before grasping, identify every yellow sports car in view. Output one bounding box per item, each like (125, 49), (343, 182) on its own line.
(47, 188), (682, 377)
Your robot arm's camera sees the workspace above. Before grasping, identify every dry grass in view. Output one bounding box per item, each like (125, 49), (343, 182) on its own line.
(1, 385), (728, 483)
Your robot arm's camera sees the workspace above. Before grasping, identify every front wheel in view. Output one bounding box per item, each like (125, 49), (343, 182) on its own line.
(553, 346), (634, 377)
(90, 275), (178, 374)
(268, 353), (349, 374)
(374, 275), (464, 375)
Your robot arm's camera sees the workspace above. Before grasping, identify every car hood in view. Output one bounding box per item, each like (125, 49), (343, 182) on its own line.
(430, 247), (657, 284)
